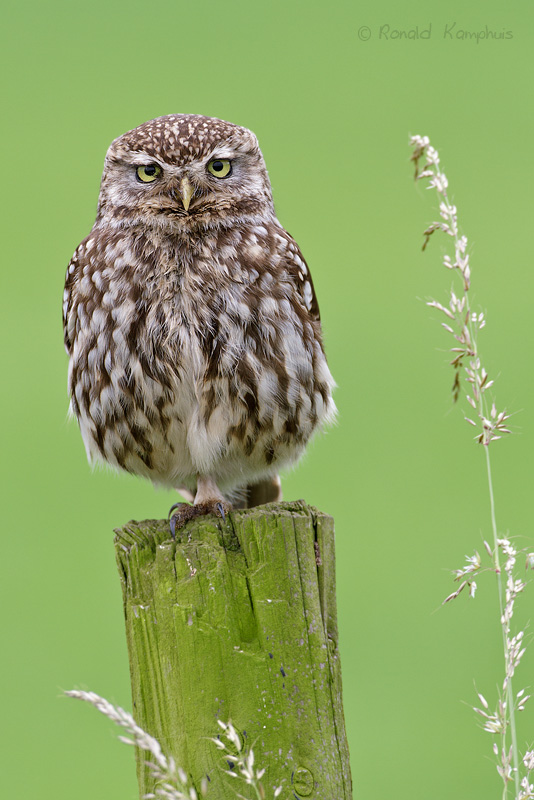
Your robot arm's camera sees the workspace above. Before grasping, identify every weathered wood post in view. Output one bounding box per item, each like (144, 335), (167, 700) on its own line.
(115, 500), (352, 799)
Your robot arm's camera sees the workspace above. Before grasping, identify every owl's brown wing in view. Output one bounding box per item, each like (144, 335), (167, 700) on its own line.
(278, 230), (321, 322)
(63, 243), (84, 355)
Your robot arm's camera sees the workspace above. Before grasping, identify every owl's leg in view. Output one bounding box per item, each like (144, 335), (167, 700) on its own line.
(176, 487), (195, 504)
(192, 475), (225, 506)
(169, 475), (231, 537)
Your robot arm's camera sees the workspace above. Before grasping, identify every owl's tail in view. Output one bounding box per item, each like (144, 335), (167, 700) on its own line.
(176, 475), (282, 510)
(232, 475), (282, 509)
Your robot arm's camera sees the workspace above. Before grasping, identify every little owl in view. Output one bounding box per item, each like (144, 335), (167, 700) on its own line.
(63, 114), (336, 533)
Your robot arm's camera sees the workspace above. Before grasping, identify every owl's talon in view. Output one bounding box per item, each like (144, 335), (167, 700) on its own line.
(215, 502), (226, 521)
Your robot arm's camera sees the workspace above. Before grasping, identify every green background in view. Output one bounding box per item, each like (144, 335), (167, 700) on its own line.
(2, 1), (533, 798)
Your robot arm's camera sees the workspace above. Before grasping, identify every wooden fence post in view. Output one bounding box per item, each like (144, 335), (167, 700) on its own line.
(114, 500), (352, 799)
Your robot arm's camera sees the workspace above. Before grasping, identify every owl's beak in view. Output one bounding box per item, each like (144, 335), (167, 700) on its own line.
(179, 177), (194, 211)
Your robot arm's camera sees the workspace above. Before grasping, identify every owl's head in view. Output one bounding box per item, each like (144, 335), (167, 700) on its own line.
(96, 114), (274, 232)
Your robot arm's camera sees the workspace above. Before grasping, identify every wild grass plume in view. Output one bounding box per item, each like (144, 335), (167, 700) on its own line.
(409, 135), (533, 800)
(211, 720), (283, 800)
(66, 690), (282, 800)
(410, 134), (510, 444)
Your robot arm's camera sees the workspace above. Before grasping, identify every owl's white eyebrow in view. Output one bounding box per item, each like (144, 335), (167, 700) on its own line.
(206, 147), (236, 161)
(126, 153), (165, 166)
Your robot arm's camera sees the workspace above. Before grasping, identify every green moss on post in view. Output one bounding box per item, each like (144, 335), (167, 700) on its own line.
(115, 500), (352, 799)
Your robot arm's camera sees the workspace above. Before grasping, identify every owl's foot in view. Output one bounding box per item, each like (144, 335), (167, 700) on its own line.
(168, 499), (232, 537)
(196, 499), (231, 521)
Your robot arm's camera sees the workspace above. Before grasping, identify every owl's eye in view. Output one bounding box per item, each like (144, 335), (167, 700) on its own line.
(207, 159), (232, 178)
(136, 164), (162, 183)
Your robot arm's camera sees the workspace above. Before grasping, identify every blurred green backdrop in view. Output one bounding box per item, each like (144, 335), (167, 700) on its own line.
(2, 0), (533, 798)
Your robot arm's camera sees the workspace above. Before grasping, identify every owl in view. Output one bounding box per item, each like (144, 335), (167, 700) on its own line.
(63, 114), (336, 533)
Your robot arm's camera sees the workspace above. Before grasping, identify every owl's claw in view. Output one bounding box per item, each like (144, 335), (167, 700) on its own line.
(215, 502), (226, 522)
(168, 501), (185, 518)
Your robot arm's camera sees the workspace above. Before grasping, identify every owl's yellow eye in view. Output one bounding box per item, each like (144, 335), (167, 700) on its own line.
(136, 164), (162, 183)
(207, 159), (232, 178)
